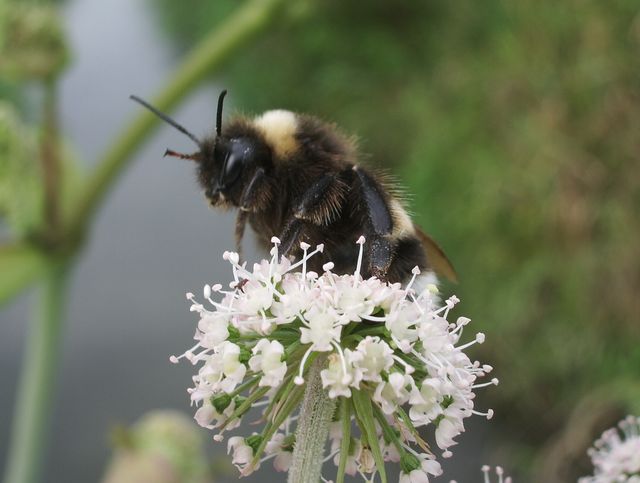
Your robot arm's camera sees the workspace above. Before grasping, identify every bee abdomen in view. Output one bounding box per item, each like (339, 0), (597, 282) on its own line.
(386, 235), (429, 283)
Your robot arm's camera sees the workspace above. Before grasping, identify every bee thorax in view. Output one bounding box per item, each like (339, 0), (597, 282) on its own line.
(253, 110), (298, 159)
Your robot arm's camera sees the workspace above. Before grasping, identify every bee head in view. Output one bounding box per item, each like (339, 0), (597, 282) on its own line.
(130, 90), (271, 208)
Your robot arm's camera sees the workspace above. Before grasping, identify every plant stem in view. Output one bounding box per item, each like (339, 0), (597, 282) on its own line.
(288, 357), (336, 483)
(65, 0), (288, 242)
(3, 262), (72, 483)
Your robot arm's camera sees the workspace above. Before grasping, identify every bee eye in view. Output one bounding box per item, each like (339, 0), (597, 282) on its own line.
(223, 151), (243, 186)
(219, 138), (254, 189)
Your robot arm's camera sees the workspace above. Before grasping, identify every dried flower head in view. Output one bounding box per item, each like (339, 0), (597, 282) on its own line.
(172, 238), (497, 481)
(579, 415), (640, 483)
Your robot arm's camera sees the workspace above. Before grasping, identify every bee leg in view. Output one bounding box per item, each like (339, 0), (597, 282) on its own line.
(353, 167), (395, 280)
(293, 173), (347, 225)
(279, 218), (306, 258)
(368, 236), (394, 279)
(234, 210), (248, 257)
(280, 173), (348, 257)
(239, 167), (270, 211)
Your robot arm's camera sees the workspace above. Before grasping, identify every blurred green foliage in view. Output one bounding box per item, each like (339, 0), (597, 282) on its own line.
(0, 102), (43, 234)
(151, 0), (640, 476)
(405, 0), (640, 440)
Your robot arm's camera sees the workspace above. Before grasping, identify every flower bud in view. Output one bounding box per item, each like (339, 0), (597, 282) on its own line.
(400, 451), (421, 473)
(101, 410), (211, 483)
(245, 434), (264, 455)
(0, 5), (69, 80)
(212, 394), (232, 413)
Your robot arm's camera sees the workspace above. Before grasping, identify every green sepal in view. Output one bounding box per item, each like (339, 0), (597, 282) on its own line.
(246, 434), (263, 454)
(441, 395), (454, 408)
(227, 325), (240, 339)
(399, 451), (421, 473)
(211, 394), (232, 413)
(282, 433), (295, 451)
(233, 395), (248, 408)
(238, 345), (252, 364)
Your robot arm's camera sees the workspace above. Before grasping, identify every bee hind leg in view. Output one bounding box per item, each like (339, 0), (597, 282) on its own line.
(353, 167), (396, 281)
(279, 173), (348, 257)
(368, 236), (394, 280)
(292, 173), (347, 225)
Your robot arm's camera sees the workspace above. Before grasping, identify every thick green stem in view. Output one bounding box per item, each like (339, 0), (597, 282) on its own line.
(3, 262), (72, 483)
(288, 358), (336, 483)
(65, 0), (288, 241)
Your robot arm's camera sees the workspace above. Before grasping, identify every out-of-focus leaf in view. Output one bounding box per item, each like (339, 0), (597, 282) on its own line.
(0, 243), (49, 305)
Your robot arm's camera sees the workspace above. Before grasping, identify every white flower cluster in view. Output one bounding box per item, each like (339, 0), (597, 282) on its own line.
(172, 237), (496, 481)
(579, 415), (640, 483)
(450, 465), (512, 483)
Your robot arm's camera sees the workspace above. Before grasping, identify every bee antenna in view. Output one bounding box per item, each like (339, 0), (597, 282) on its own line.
(216, 89), (227, 136)
(129, 95), (202, 147)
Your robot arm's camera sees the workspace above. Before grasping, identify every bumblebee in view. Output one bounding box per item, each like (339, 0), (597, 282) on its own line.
(131, 91), (456, 284)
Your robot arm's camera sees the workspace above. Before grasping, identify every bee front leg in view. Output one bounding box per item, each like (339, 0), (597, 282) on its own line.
(234, 210), (248, 256)
(235, 167), (270, 255)
(239, 167), (270, 211)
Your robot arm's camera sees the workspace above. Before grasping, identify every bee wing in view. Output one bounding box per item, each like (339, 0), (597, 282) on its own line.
(415, 226), (458, 283)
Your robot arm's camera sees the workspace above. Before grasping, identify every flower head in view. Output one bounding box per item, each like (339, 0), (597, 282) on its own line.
(172, 238), (497, 480)
(579, 415), (640, 483)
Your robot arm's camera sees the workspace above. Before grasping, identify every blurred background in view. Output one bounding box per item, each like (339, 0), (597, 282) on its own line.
(1, 0), (639, 482)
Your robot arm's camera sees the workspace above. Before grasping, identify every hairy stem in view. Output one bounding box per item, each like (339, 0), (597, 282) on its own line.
(65, 0), (288, 242)
(288, 357), (336, 483)
(2, 262), (72, 483)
